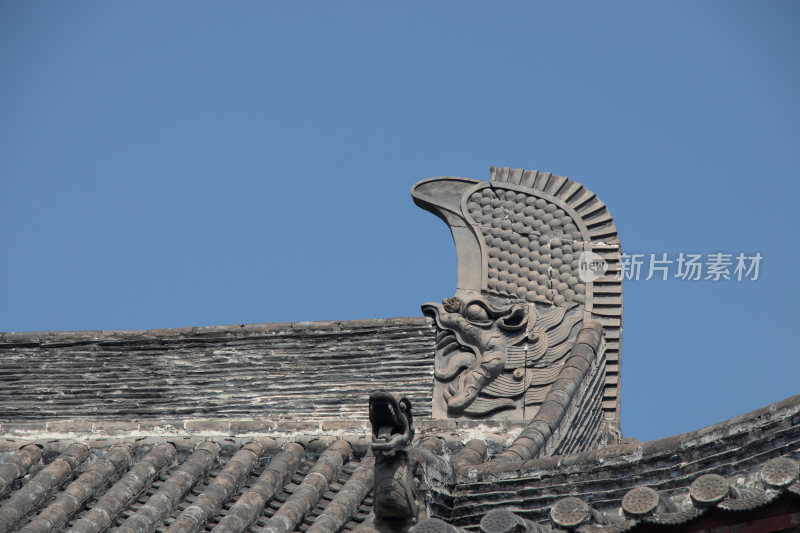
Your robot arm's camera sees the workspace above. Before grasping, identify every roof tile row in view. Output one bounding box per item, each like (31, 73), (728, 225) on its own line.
(0, 438), (376, 533)
(414, 455), (800, 532)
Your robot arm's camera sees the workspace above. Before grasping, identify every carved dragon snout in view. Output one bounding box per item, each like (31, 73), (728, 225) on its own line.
(370, 391), (414, 454)
(368, 392), (419, 532)
(422, 297), (530, 414)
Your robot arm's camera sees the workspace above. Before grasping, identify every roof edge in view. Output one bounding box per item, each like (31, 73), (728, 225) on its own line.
(463, 392), (800, 477)
(0, 316), (434, 347)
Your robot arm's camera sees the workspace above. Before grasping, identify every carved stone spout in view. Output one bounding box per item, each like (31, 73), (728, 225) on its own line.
(369, 391), (420, 533)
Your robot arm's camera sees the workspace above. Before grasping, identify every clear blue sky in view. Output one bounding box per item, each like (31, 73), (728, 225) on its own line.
(1, 2), (798, 442)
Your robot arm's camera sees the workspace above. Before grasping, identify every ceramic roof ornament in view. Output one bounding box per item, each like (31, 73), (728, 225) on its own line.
(413, 167), (622, 446)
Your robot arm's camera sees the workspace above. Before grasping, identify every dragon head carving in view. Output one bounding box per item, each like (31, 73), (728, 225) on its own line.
(422, 296), (529, 414)
(369, 392), (419, 532)
(370, 391), (414, 455)
(413, 167), (622, 422)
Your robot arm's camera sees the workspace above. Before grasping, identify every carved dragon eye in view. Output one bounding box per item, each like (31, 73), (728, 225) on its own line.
(442, 297), (462, 313)
(464, 303), (489, 321)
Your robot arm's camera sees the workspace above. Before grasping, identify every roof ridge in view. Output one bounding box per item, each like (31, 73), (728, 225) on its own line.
(0, 316), (433, 347)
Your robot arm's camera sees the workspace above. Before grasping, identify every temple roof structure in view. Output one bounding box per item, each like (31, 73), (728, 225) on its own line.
(1, 168), (797, 533)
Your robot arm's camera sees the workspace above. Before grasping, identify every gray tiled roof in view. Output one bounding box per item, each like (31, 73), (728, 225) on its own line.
(434, 393), (800, 530)
(0, 318), (435, 422)
(1, 393), (798, 532)
(0, 437), (374, 533)
(2, 318), (798, 532)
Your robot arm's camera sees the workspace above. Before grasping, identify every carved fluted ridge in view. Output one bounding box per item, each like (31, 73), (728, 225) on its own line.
(493, 321), (603, 464)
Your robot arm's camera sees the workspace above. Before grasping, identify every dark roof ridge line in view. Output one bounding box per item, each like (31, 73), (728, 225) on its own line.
(0, 316), (432, 347)
(423, 459), (800, 533)
(459, 392), (800, 479)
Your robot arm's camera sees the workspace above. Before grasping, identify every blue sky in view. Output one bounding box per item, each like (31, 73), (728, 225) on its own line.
(1, 2), (798, 442)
